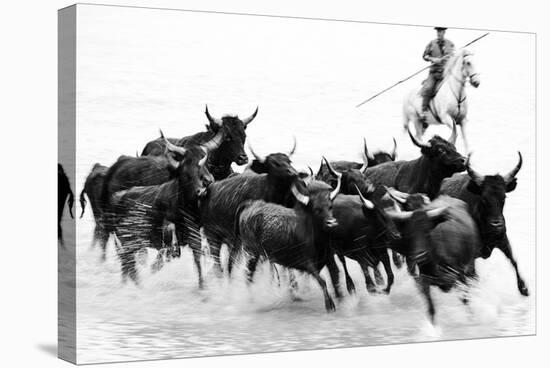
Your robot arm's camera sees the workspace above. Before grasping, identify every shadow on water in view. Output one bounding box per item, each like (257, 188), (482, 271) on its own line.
(36, 343), (57, 357)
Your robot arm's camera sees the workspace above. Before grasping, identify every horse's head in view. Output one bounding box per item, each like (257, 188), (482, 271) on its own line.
(462, 50), (480, 88)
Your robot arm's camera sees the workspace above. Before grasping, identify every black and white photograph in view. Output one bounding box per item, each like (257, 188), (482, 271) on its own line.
(55, 2), (535, 365)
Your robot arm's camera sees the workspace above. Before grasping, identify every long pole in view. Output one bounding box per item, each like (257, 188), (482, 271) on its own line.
(355, 32), (489, 108)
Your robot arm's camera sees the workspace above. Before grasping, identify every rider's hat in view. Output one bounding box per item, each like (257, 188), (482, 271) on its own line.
(434, 26), (448, 31)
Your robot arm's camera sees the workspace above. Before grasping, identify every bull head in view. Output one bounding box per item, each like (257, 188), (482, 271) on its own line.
(161, 131), (187, 169)
(248, 136), (297, 163)
(408, 120), (457, 148)
(205, 105), (258, 129)
(467, 151), (522, 193)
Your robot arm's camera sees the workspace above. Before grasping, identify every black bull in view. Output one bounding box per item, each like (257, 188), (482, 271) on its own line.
(111, 143), (212, 285)
(439, 152), (528, 296)
(199, 142), (302, 277)
(235, 180), (342, 312)
(141, 106), (258, 180)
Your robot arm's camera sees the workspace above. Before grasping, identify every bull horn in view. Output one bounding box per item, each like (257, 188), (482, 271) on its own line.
(163, 135), (187, 157)
(323, 157), (342, 200)
(390, 137), (397, 160)
(291, 183), (309, 206)
(242, 106), (259, 126)
(360, 151), (369, 173)
(165, 152), (180, 170)
(205, 105), (223, 127)
(364, 137), (375, 160)
(448, 120), (458, 145)
(159, 129), (165, 139)
(198, 147), (209, 167)
(201, 129), (224, 151)
(287, 136), (297, 157)
(307, 166), (314, 177)
(385, 208), (414, 221)
(502, 151), (523, 184)
(322, 156), (341, 179)
(359, 138), (370, 173)
(408, 123), (431, 149)
(248, 141), (265, 163)
(426, 205), (448, 219)
(316, 159), (323, 178)
(354, 184), (374, 209)
(466, 153), (484, 186)
(384, 186), (409, 204)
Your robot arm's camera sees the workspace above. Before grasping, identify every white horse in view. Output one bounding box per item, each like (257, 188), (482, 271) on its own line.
(403, 49), (480, 152)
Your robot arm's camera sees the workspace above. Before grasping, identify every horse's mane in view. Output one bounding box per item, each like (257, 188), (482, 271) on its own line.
(443, 48), (472, 77)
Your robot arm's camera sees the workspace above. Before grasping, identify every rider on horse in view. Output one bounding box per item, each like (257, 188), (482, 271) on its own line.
(420, 27), (455, 124)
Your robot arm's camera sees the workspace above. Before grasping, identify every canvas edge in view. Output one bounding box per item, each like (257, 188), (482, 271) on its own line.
(58, 4), (77, 365)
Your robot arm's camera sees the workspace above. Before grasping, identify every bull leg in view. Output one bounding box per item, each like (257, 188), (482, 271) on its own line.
(499, 236), (529, 296)
(460, 263), (477, 306)
(192, 246), (204, 289)
(206, 235), (224, 277)
(379, 250), (394, 294)
(360, 261), (378, 293)
(326, 254), (343, 300)
(373, 265), (384, 286)
(246, 253), (260, 284)
(304, 262), (335, 312)
(288, 269), (301, 300)
(392, 250), (404, 269)
(118, 247), (139, 285)
(151, 249), (166, 273)
(96, 226), (110, 262)
(406, 256), (418, 277)
(338, 254), (356, 295)
(227, 245), (240, 277)
(417, 276), (436, 324)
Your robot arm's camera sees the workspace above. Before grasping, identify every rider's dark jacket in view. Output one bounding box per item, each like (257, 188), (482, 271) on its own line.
(423, 38), (455, 74)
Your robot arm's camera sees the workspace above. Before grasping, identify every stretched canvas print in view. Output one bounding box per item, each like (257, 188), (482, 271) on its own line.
(58, 3), (536, 364)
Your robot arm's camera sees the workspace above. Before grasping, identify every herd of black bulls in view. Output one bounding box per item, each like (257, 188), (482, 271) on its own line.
(58, 105), (528, 323)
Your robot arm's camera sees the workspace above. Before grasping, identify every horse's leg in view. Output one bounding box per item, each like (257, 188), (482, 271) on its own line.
(498, 235), (529, 296)
(459, 118), (470, 153)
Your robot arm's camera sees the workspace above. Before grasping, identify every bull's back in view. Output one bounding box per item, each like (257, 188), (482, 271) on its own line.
(439, 173), (480, 210)
(201, 174), (269, 239)
(364, 161), (403, 188)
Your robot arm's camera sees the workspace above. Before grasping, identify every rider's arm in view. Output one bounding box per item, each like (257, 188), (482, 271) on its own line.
(423, 41), (438, 63)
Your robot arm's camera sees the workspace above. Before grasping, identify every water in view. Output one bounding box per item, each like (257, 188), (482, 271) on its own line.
(63, 4), (535, 364)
